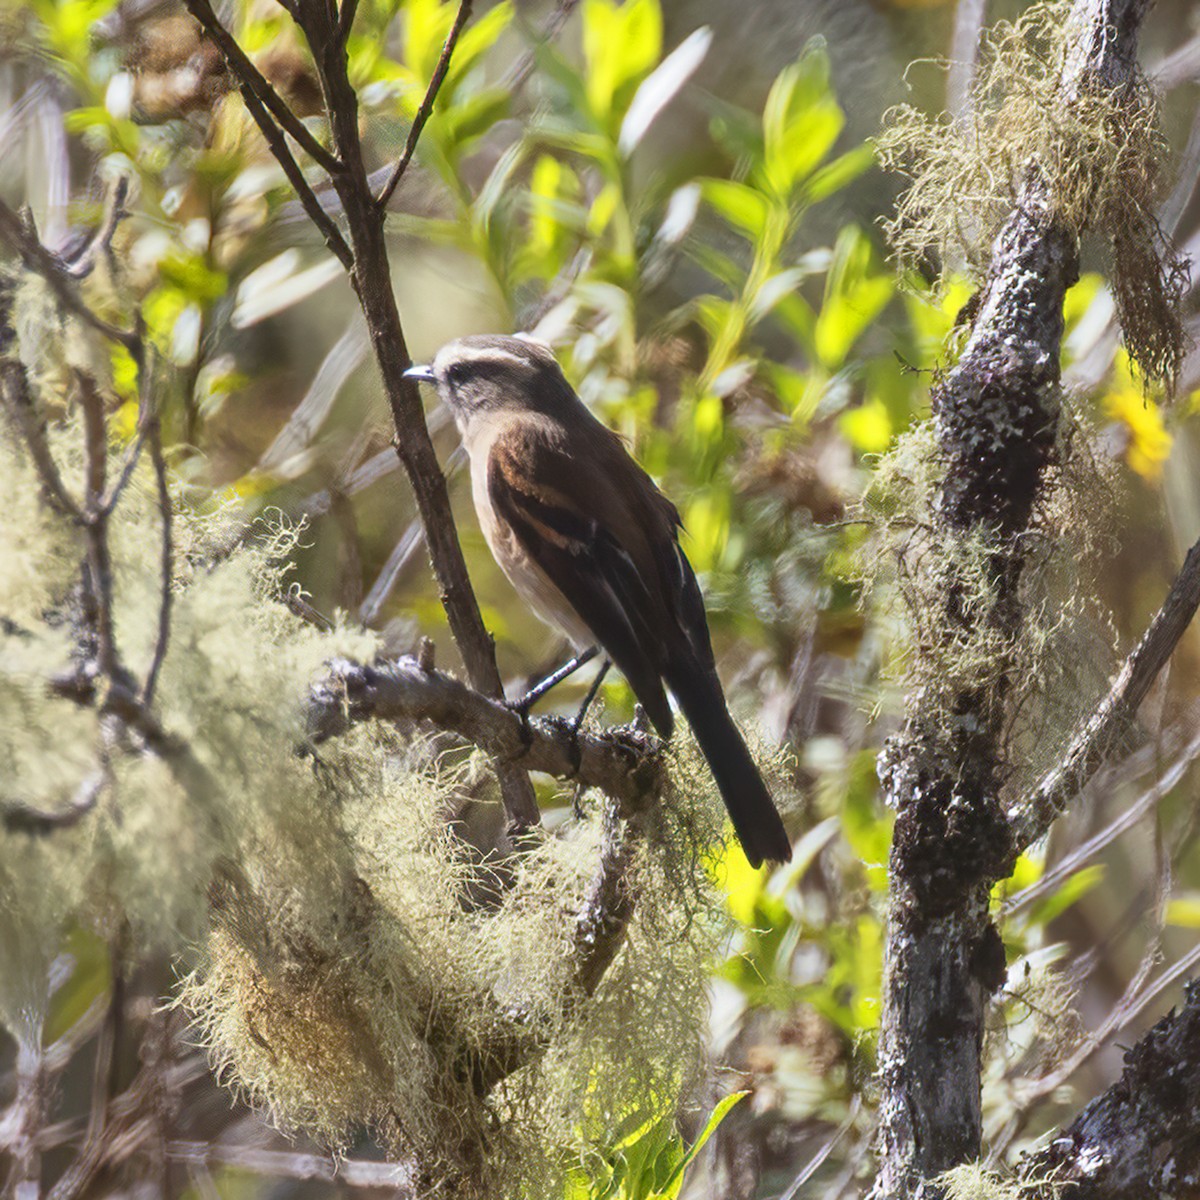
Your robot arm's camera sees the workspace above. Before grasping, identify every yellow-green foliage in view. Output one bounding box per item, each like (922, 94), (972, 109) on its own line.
(0, 307), (726, 1194)
(878, 0), (1184, 386)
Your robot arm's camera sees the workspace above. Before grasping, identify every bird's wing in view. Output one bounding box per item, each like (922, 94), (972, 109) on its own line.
(487, 423), (674, 736)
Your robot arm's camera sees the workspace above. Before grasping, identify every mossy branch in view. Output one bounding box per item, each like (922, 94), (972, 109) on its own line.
(874, 2), (1160, 1197)
(308, 656), (666, 816)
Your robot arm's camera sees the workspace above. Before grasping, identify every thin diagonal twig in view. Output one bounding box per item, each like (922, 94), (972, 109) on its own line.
(181, 0), (353, 269)
(375, 0), (473, 211)
(182, 0), (340, 174)
(1009, 534), (1200, 853)
(0, 198), (140, 360)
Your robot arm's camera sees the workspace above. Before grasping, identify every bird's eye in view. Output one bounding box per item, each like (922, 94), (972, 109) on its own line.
(446, 363), (469, 387)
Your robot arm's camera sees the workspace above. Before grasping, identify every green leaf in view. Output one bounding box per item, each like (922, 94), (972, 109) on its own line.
(803, 143), (876, 205)
(445, 1), (513, 88)
(1167, 894), (1200, 928)
(437, 87), (510, 149)
(656, 1092), (748, 1195)
(44, 927), (110, 1047)
(1028, 865), (1105, 926)
(813, 225), (893, 369)
(699, 179), (768, 241)
(759, 47), (844, 197)
(583, 0), (662, 126)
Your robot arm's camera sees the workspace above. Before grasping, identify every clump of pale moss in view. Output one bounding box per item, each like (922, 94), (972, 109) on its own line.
(936, 1164), (1038, 1200)
(178, 730), (731, 1195)
(0, 319), (732, 1194)
(859, 405), (1118, 805)
(878, 0), (1186, 387)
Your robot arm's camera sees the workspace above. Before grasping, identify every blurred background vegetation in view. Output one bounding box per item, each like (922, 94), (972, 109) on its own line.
(3, 0), (1200, 1196)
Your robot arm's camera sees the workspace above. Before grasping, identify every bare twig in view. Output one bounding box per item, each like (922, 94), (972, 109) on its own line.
(0, 197), (140, 360)
(63, 176), (131, 280)
(780, 1100), (863, 1200)
(503, 0), (582, 91)
(1005, 728), (1200, 916)
(5, 1041), (49, 1198)
(46, 959), (124, 1200)
(1009, 535), (1200, 853)
(289, 0), (539, 831)
(375, 0), (473, 211)
(76, 372), (122, 681)
(284, 585), (334, 632)
(2, 771), (107, 834)
(182, 0), (340, 174)
(180, 0), (352, 269)
(309, 656), (664, 813)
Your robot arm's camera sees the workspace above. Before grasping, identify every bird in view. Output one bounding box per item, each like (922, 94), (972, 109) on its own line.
(404, 334), (791, 868)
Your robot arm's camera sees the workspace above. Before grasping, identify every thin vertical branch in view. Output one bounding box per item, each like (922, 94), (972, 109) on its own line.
(142, 419), (173, 706)
(287, 0), (540, 831)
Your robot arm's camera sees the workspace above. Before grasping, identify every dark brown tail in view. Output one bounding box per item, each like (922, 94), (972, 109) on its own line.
(665, 664), (791, 868)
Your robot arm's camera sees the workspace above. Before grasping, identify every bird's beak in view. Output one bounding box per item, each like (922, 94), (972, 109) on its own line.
(403, 363), (437, 384)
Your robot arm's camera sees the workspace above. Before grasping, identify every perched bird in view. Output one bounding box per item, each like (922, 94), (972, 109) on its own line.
(404, 335), (791, 868)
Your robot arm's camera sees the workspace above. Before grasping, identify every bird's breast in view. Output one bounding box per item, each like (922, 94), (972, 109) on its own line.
(466, 428), (594, 650)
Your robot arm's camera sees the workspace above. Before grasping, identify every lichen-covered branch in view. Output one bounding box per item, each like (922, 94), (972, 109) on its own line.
(1018, 981), (1200, 1198)
(874, 2), (1158, 1197)
(308, 656), (665, 816)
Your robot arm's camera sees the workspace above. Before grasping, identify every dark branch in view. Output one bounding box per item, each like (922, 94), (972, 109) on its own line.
(375, 0), (473, 211)
(2, 771), (106, 834)
(63, 175), (131, 280)
(1018, 981), (1200, 1199)
(0, 359), (82, 520)
(337, 0), (360, 44)
(308, 656), (665, 815)
(873, 2), (1160, 1196)
(141, 420), (173, 706)
(1010, 533), (1200, 853)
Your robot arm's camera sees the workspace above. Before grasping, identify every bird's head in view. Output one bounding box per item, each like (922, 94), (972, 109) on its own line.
(404, 334), (575, 433)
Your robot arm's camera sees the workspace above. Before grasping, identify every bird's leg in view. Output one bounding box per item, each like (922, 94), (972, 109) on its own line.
(570, 659), (611, 735)
(563, 659), (611, 788)
(507, 646), (598, 717)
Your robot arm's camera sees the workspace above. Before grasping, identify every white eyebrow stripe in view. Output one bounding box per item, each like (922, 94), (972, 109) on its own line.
(435, 345), (536, 372)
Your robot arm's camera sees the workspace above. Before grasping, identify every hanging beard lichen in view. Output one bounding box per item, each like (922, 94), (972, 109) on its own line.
(0, 277), (733, 1197)
(877, 0), (1187, 389)
(857, 402), (1120, 812)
